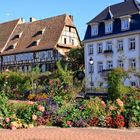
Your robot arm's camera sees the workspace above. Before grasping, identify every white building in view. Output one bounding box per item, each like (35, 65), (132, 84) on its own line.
(83, 0), (140, 89)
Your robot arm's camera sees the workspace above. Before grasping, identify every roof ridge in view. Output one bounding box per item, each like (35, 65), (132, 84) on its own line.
(25, 14), (67, 24)
(0, 18), (21, 25)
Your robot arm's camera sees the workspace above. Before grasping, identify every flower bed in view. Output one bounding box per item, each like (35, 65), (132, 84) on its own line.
(0, 92), (139, 130)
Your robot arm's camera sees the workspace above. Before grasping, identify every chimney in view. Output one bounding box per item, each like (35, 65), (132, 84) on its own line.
(69, 15), (73, 21)
(30, 17), (37, 22)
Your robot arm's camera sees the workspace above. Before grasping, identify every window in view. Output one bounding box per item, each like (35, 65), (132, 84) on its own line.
(48, 51), (52, 58)
(121, 18), (130, 30)
(89, 64), (94, 73)
(106, 42), (112, 50)
(107, 61), (113, 69)
(117, 40), (123, 51)
(88, 44), (93, 55)
(118, 60), (124, 68)
(71, 39), (74, 45)
(129, 38), (135, 50)
(91, 25), (98, 36)
(105, 21), (113, 33)
(64, 38), (67, 44)
(97, 43), (103, 54)
(129, 59), (136, 70)
(69, 27), (71, 32)
(98, 62), (103, 73)
(130, 81), (136, 87)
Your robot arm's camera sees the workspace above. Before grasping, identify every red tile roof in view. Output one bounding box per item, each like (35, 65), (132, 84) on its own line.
(0, 19), (20, 52)
(0, 14), (76, 56)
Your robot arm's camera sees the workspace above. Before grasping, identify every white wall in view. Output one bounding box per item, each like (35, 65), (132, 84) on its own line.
(58, 26), (79, 47)
(84, 33), (140, 88)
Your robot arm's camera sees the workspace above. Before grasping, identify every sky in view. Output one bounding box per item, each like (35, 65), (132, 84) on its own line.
(0, 0), (123, 39)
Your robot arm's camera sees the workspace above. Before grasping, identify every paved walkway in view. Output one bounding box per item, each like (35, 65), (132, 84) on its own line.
(0, 127), (140, 140)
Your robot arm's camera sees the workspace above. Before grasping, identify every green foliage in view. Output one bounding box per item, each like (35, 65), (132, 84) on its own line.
(107, 68), (128, 101)
(16, 104), (37, 124)
(56, 60), (73, 87)
(66, 47), (84, 71)
(0, 71), (30, 99)
(0, 92), (9, 117)
(123, 92), (140, 127)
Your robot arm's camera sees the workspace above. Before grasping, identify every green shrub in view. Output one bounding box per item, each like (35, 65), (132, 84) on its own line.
(107, 68), (128, 101)
(0, 92), (9, 117)
(123, 92), (140, 127)
(0, 71), (30, 99)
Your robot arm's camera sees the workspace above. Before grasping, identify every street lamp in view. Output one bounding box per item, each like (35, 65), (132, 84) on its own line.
(89, 57), (94, 91)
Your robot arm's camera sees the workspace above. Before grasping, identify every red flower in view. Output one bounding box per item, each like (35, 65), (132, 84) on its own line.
(89, 117), (99, 126)
(105, 116), (114, 127)
(66, 121), (73, 127)
(114, 114), (125, 128)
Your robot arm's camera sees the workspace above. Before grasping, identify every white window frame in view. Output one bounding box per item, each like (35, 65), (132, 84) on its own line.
(121, 18), (130, 31)
(91, 24), (98, 36)
(129, 38), (136, 50)
(88, 44), (94, 55)
(129, 58), (136, 70)
(106, 42), (112, 51)
(118, 60), (124, 68)
(117, 40), (123, 51)
(105, 21), (113, 34)
(107, 61), (113, 69)
(97, 43), (103, 54)
(97, 62), (103, 73)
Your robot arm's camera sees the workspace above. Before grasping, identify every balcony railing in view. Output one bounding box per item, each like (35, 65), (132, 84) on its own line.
(104, 50), (113, 54)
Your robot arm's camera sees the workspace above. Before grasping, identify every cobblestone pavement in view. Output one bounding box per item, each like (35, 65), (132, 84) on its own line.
(0, 127), (140, 140)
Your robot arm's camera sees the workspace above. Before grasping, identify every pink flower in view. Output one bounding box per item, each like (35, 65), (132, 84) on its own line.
(49, 80), (53, 88)
(32, 114), (37, 121)
(5, 69), (9, 72)
(10, 123), (17, 130)
(11, 126), (17, 130)
(109, 105), (116, 111)
(27, 101), (34, 105)
(37, 105), (45, 112)
(101, 101), (106, 108)
(5, 117), (10, 123)
(116, 99), (123, 107)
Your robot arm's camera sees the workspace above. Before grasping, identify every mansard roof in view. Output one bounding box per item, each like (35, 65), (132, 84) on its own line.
(88, 0), (140, 24)
(0, 14), (76, 55)
(84, 0), (140, 41)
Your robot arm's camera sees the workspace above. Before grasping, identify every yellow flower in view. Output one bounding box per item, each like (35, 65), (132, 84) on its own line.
(32, 114), (37, 121)
(28, 124), (34, 128)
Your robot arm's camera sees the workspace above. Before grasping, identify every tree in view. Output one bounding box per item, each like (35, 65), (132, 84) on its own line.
(107, 68), (128, 101)
(66, 47), (84, 71)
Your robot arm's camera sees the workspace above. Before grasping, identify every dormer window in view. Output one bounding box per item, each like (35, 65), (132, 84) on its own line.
(121, 16), (131, 30)
(32, 28), (46, 37)
(27, 39), (40, 48)
(91, 24), (98, 36)
(11, 32), (23, 40)
(105, 21), (113, 34)
(5, 43), (17, 51)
